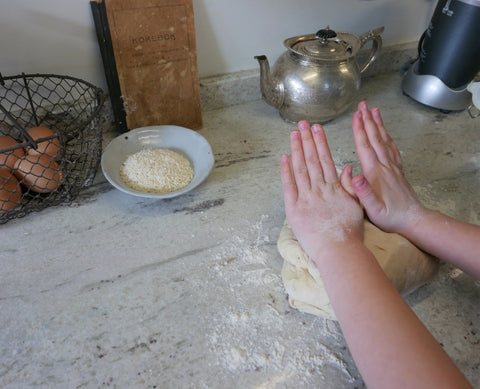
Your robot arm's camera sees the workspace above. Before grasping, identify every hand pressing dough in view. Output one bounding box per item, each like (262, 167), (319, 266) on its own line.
(278, 219), (439, 320)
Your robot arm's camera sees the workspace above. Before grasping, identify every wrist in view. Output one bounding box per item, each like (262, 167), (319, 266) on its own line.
(309, 235), (367, 268)
(397, 205), (436, 241)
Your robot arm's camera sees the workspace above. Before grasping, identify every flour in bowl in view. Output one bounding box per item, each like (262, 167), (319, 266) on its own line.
(120, 148), (194, 193)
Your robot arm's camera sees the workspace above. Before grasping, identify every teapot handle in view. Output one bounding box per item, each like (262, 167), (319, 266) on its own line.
(358, 26), (385, 74)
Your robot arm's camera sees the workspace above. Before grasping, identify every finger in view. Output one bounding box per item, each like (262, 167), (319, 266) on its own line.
(369, 106), (389, 142)
(371, 107), (403, 167)
(340, 165), (357, 199)
(297, 120), (324, 183)
(311, 123), (338, 183)
(352, 174), (385, 218)
(352, 108), (379, 173)
(289, 130), (311, 190)
(280, 154), (298, 206)
(358, 102), (392, 165)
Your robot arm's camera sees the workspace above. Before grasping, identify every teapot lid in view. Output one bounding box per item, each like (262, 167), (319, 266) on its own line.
(285, 27), (360, 61)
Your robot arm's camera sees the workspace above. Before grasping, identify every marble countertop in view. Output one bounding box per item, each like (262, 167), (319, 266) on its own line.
(1, 72), (479, 388)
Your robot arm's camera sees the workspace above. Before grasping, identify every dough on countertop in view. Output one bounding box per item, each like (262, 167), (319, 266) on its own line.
(278, 219), (439, 320)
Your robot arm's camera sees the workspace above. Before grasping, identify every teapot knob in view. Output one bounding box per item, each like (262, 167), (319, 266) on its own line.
(316, 26), (337, 43)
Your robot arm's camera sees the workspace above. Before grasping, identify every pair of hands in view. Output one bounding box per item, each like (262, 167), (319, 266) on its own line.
(281, 101), (477, 389)
(281, 101), (424, 261)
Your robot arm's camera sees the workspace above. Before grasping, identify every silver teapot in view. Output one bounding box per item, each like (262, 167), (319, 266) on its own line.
(255, 26), (384, 123)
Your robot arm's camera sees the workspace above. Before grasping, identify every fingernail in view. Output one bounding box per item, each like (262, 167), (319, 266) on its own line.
(297, 120), (309, 130)
(291, 130), (301, 139)
(353, 175), (366, 188)
(311, 124), (322, 133)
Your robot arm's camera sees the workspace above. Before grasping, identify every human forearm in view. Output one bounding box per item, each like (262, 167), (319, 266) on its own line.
(401, 208), (480, 278)
(314, 240), (472, 389)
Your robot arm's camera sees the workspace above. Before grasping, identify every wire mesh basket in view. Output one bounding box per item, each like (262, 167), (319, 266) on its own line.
(0, 73), (105, 224)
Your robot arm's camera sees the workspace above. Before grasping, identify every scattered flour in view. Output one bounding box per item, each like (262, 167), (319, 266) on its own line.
(204, 215), (358, 386)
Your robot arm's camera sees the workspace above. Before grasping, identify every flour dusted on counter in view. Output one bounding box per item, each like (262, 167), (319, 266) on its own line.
(120, 148), (194, 193)
(203, 216), (358, 386)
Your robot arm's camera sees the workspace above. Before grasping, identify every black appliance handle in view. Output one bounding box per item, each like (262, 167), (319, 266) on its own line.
(417, 30), (427, 56)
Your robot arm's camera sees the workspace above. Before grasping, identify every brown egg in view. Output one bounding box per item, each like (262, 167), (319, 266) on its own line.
(14, 153), (63, 193)
(0, 135), (25, 170)
(25, 126), (61, 159)
(0, 168), (22, 213)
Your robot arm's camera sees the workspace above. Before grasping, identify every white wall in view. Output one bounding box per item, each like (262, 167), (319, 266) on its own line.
(0, 0), (436, 91)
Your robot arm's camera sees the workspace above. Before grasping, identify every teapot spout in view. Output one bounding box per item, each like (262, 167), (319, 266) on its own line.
(254, 55), (284, 109)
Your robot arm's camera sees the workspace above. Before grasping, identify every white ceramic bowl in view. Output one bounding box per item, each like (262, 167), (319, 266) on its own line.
(101, 125), (214, 198)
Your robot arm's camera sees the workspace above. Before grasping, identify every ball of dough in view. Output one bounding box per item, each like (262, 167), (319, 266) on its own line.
(278, 219), (439, 320)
